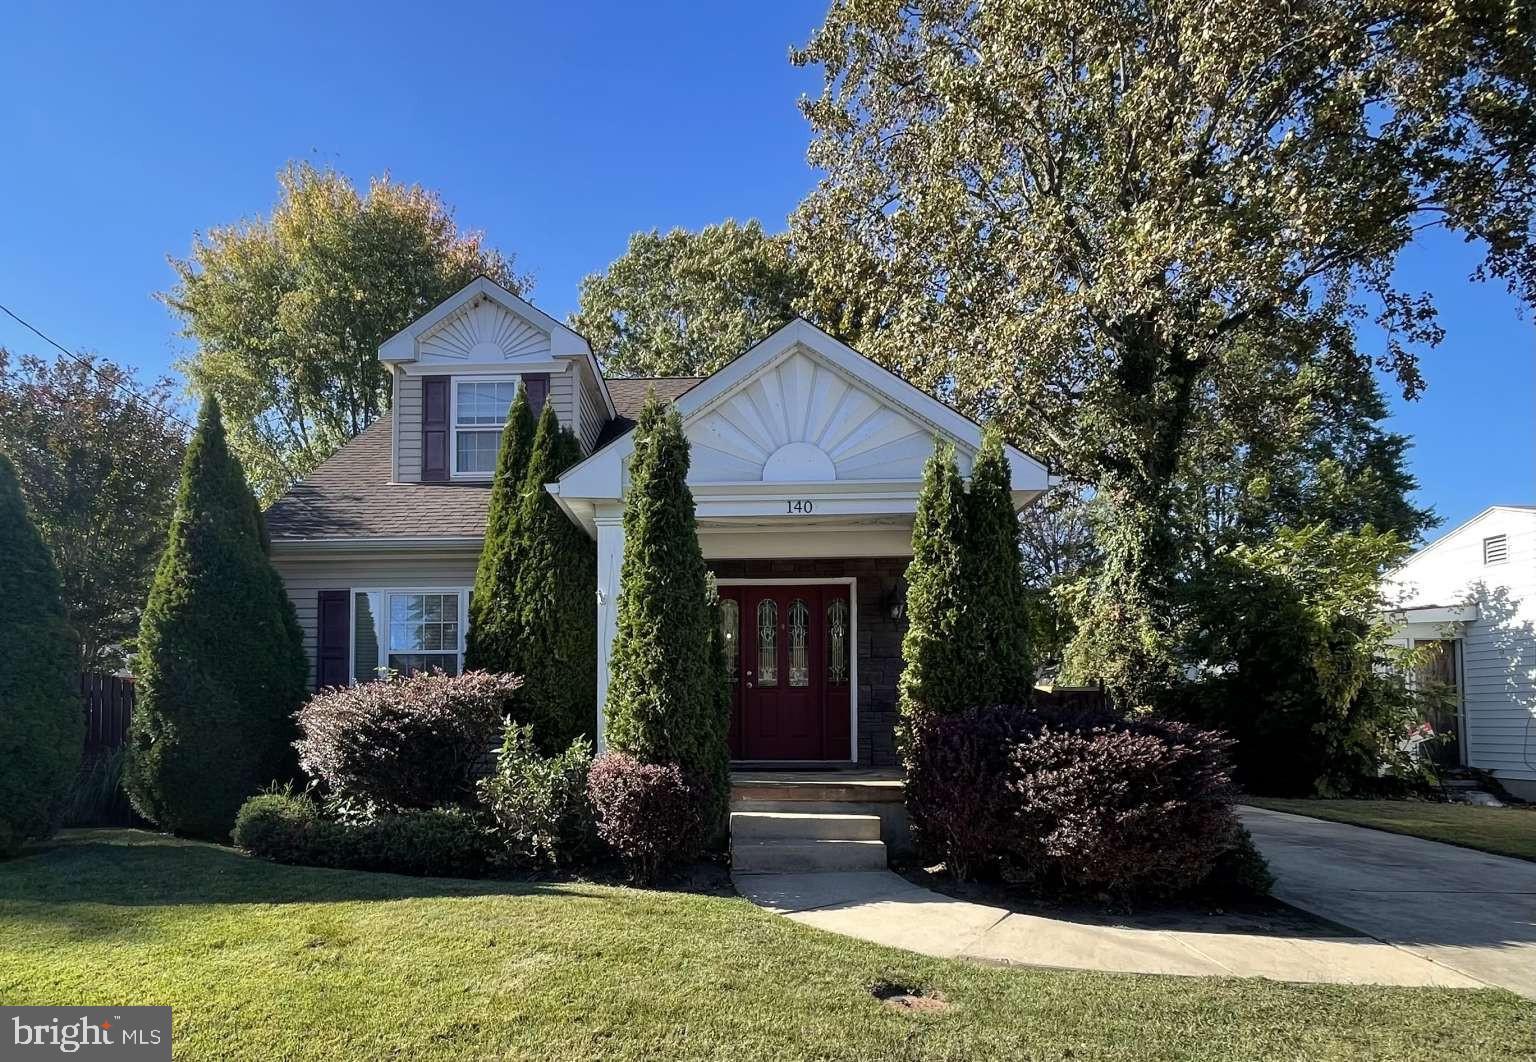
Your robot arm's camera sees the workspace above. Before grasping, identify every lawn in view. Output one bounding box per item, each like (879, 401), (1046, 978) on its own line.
(3, 831), (1534, 1061)
(1245, 798), (1536, 862)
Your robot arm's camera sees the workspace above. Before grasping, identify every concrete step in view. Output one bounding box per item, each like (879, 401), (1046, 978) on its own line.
(730, 782), (904, 804)
(731, 838), (888, 873)
(730, 810), (881, 842)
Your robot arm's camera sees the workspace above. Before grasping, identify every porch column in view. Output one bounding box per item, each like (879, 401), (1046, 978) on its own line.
(594, 514), (625, 753)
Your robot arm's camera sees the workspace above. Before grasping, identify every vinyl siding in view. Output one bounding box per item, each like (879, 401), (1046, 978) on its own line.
(395, 372), (423, 482)
(275, 548), (481, 687)
(548, 369), (575, 437)
(578, 369), (606, 452)
(1388, 509), (1536, 781)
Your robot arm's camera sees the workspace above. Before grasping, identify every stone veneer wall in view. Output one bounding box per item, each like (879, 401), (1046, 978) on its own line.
(708, 557), (909, 767)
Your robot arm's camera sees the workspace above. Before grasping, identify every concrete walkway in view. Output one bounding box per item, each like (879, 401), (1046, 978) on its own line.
(1238, 805), (1536, 999)
(734, 870), (1485, 989)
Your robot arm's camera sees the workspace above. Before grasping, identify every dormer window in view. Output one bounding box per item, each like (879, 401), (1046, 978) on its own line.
(452, 376), (519, 477)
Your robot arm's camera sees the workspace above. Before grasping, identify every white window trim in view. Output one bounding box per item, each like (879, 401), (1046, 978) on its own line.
(450, 374), (521, 481)
(348, 587), (470, 682)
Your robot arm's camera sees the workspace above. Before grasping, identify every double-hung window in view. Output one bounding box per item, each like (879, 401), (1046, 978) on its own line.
(452, 377), (519, 477)
(351, 589), (468, 681)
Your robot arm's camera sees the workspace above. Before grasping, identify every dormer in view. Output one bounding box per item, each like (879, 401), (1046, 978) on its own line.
(379, 277), (615, 483)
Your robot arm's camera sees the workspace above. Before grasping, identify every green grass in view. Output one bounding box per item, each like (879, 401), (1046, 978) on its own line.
(2, 830), (1533, 1061)
(1245, 798), (1536, 862)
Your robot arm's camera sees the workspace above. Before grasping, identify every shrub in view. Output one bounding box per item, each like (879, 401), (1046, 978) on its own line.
(233, 792), (495, 878)
(904, 705), (1035, 880)
(477, 721), (594, 868)
(464, 389), (535, 674)
(509, 405), (597, 751)
(898, 440), (971, 719)
(964, 425), (1034, 703)
(587, 752), (704, 882)
(905, 702), (1266, 901)
(0, 452), (81, 857)
(64, 747), (142, 828)
(296, 670), (518, 812)
(125, 398), (308, 839)
(604, 393), (729, 832)
(1007, 711), (1245, 900)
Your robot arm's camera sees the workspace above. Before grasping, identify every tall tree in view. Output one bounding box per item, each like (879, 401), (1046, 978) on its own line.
(0, 453), (81, 857)
(965, 425), (1034, 702)
(0, 350), (185, 670)
(511, 403), (597, 751)
(164, 162), (527, 502)
(125, 398), (308, 839)
(898, 440), (973, 718)
(604, 392), (729, 824)
(794, 0), (1536, 706)
(464, 390), (537, 676)
(571, 220), (812, 377)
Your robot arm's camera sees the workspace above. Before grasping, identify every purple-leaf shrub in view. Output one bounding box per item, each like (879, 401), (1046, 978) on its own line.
(1009, 715), (1244, 899)
(586, 752), (704, 882)
(295, 670), (519, 811)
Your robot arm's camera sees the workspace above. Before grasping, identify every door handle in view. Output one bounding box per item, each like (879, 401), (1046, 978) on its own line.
(746, 680), (755, 689)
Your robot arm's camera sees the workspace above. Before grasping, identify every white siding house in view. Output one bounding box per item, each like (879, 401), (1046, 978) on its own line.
(1384, 506), (1536, 798)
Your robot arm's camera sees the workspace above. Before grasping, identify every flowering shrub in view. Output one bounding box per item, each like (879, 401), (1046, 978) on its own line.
(586, 752), (704, 882)
(905, 702), (1266, 901)
(477, 721), (594, 868)
(295, 670), (518, 811)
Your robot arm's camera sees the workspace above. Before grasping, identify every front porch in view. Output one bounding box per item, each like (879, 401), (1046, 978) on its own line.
(729, 764), (910, 870)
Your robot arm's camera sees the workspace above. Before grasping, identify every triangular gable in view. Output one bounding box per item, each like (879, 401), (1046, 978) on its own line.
(558, 319), (1050, 500)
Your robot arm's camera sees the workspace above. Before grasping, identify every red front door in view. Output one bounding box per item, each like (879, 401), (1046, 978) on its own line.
(719, 584), (852, 761)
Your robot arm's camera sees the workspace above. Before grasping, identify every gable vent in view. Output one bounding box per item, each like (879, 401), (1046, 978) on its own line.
(1483, 534), (1509, 565)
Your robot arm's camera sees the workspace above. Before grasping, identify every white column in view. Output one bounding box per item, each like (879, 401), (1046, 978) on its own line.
(594, 515), (625, 753)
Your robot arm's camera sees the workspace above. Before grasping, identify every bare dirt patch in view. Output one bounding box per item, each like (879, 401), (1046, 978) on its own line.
(870, 981), (949, 1013)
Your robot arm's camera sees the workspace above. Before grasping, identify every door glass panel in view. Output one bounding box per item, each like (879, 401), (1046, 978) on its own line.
(826, 598), (849, 686)
(788, 598), (810, 687)
(720, 598), (740, 685)
(756, 599), (778, 686)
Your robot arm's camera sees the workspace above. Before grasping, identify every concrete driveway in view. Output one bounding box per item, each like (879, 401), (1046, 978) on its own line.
(1239, 805), (1536, 999)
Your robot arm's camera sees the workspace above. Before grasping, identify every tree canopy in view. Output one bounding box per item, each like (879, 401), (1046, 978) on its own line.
(0, 350), (185, 671)
(571, 220), (811, 377)
(164, 162), (526, 502)
(794, 0), (1534, 705)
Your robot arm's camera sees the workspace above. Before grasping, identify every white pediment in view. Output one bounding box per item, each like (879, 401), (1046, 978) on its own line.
(687, 346), (962, 483)
(418, 296), (551, 363)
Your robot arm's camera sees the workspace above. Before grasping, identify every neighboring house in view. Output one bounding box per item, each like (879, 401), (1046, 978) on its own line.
(1384, 505), (1536, 798)
(265, 277), (1051, 767)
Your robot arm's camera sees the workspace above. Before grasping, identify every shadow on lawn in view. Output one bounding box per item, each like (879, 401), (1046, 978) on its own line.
(1, 830), (721, 909)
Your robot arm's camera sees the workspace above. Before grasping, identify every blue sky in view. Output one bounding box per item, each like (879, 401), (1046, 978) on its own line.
(0, 1), (1530, 533)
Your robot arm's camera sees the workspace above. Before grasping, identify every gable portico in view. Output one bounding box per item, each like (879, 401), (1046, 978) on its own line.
(554, 320), (1051, 764)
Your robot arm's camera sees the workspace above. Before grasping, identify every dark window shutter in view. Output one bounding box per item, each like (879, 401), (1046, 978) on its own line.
(316, 590), (351, 689)
(422, 375), (450, 481)
(524, 373), (550, 417)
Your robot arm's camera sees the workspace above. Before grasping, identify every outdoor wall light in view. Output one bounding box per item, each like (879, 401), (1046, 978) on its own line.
(882, 581), (907, 623)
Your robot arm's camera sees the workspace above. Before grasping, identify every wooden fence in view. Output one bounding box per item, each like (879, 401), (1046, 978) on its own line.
(80, 672), (134, 765)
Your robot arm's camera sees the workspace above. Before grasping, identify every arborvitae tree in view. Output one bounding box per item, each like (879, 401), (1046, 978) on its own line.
(124, 398), (308, 839)
(898, 440), (973, 719)
(605, 392), (729, 826)
(965, 425), (1034, 703)
(0, 452), (81, 857)
(513, 403), (597, 751)
(464, 390), (536, 674)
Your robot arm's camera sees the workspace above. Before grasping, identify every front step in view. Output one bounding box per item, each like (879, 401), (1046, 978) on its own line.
(732, 838), (888, 873)
(730, 810), (881, 841)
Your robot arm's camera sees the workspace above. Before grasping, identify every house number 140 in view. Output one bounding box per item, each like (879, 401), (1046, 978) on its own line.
(785, 499), (814, 515)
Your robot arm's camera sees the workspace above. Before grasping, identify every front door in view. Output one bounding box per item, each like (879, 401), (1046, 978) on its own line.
(719, 584), (852, 761)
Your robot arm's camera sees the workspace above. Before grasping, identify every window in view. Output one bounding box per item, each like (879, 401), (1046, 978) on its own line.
(756, 599), (778, 686)
(720, 598), (739, 685)
(452, 377), (519, 476)
(1483, 534), (1509, 566)
(351, 589), (467, 680)
(826, 598), (849, 686)
(788, 598), (810, 687)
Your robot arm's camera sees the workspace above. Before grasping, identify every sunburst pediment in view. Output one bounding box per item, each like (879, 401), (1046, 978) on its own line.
(417, 296), (551, 363)
(686, 346), (959, 483)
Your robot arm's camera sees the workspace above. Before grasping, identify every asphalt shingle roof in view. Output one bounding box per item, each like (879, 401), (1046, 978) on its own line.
(264, 376), (702, 542)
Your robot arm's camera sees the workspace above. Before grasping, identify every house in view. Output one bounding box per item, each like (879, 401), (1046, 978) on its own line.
(1384, 505), (1536, 799)
(265, 277), (1052, 768)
